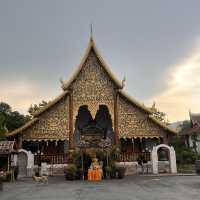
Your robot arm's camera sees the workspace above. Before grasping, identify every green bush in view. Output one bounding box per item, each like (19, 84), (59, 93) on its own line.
(109, 163), (117, 179)
(64, 164), (77, 181)
(116, 166), (126, 179)
(110, 146), (120, 161)
(105, 166), (111, 179)
(170, 136), (199, 165)
(6, 171), (12, 182)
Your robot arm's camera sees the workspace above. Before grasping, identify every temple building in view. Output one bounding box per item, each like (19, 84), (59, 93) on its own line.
(182, 112), (200, 153)
(7, 36), (176, 163)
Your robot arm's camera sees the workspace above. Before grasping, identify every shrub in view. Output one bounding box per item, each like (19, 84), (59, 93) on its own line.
(6, 171), (12, 182)
(64, 164), (77, 181)
(76, 168), (83, 180)
(110, 163), (117, 179)
(110, 146), (120, 162)
(116, 166), (126, 179)
(105, 166), (111, 178)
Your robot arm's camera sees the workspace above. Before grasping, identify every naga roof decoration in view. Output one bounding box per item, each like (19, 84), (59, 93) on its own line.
(148, 115), (177, 134)
(61, 36), (123, 90)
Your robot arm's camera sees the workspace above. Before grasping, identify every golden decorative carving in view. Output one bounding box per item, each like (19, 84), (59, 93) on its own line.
(22, 95), (70, 141)
(118, 95), (166, 138)
(71, 50), (116, 128)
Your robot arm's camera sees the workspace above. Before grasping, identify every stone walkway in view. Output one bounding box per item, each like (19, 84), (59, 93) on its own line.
(0, 175), (200, 200)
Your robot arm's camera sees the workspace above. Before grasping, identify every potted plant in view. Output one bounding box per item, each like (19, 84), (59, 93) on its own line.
(110, 163), (117, 179)
(116, 166), (126, 179)
(105, 166), (111, 179)
(64, 164), (77, 181)
(6, 171), (12, 182)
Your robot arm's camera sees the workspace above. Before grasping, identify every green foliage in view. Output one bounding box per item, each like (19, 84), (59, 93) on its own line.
(151, 104), (169, 124)
(64, 164), (77, 180)
(65, 145), (123, 180)
(178, 120), (191, 134)
(110, 145), (120, 161)
(170, 136), (199, 165)
(0, 102), (30, 136)
(109, 163), (117, 179)
(5, 171), (12, 182)
(116, 166), (126, 179)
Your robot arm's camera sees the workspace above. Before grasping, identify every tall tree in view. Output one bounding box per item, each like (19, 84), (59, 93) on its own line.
(0, 102), (30, 135)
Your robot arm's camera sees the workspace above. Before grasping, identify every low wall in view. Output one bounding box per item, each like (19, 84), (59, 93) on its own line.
(117, 162), (139, 175)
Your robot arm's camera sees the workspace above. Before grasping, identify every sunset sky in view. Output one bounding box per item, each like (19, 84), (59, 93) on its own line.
(0, 0), (200, 122)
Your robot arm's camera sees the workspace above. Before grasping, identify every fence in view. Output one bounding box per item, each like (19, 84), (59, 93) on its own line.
(120, 152), (151, 162)
(34, 154), (68, 165)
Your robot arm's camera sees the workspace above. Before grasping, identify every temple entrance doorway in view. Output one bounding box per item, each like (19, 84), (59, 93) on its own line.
(74, 104), (115, 145)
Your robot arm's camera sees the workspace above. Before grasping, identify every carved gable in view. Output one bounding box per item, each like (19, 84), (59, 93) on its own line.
(71, 49), (116, 125)
(22, 95), (70, 141)
(118, 94), (166, 138)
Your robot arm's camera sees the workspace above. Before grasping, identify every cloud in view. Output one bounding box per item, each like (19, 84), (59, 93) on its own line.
(0, 79), (53, 114)
(147, 41), (200, 122)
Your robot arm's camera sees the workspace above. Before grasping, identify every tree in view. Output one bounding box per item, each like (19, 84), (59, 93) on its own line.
(150, 102), (169, 124)
(0, 102), (30, 135)
(6, 111), (30, 131)
(178, 120), (191, 134)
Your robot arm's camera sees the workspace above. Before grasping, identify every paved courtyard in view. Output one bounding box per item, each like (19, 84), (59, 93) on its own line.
(0, 175), (200, 200)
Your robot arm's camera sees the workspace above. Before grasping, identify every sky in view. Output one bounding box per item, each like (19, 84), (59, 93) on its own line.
(0, 0), (200, 122)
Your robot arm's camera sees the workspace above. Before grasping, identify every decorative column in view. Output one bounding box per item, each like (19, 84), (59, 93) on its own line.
(114, 91), (119, 144)
(69, 90), (74, 149)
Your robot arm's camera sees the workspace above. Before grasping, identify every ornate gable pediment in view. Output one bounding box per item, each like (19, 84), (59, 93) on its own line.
(62, 37), (122, 91)
(71, 48), (117, 122)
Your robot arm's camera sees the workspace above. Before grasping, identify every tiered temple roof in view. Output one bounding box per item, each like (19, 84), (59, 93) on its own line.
(7, 36), (177, 139)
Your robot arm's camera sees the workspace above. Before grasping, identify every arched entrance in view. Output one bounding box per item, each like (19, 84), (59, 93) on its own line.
(151, 144), (177, 174)
(74, 104), (115, 144)
(18, 150), (28, 177)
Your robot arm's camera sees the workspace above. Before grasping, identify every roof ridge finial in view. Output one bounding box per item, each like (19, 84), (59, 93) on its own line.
(90, 23), (93, 40)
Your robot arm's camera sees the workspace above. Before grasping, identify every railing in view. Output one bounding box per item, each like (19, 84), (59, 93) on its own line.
(34, 152), (151, 164)
(34, 154), (68, 165)
(120, 152), (151, 162)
